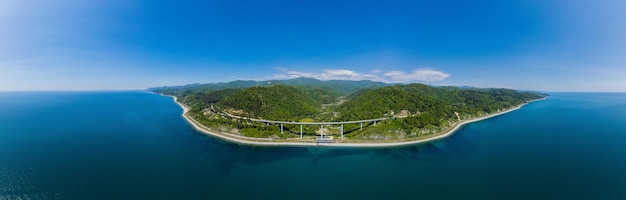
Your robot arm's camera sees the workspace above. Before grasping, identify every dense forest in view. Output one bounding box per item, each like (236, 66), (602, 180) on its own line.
(218, 85), (321, 120)
(152, 78), (546, 140)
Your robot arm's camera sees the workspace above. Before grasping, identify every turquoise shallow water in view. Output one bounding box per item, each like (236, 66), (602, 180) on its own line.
(1, 91), (626, 199)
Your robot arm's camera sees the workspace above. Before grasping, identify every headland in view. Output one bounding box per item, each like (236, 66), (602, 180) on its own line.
(165, 94), (545, 147)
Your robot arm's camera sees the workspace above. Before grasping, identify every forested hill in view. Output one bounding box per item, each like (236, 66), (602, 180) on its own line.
(337, 84), (544, 122)
(152, 78), (546, 123)
(217, 85), (321, 121)
(151, 79), (546, 140)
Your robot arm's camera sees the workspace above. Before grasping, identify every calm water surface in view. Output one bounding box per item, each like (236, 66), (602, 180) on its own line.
(1, 92), (625, 199)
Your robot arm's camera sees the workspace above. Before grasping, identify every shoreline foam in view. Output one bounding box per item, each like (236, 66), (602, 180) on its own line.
(163, 93), (546, 148)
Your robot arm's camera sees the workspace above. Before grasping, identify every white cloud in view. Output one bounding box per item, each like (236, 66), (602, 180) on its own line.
(272, 67), (450, 83)
(383, 71), (404, 76)
(383, 69), (450, 82)
(275, 67), (371, 81)
(321, 69), (363, 80)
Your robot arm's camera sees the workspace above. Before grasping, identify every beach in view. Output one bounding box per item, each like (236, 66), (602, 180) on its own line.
(165, 94), (545, 147)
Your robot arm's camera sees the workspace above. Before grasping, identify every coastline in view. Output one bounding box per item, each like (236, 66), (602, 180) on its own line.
(164, 93), (546, 148)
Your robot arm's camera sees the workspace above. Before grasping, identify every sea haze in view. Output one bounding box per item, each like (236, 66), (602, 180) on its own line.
(1, 91), (625, 199)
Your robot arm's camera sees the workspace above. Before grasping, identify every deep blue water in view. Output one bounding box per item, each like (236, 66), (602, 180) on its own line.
(1, 92), (626, 199)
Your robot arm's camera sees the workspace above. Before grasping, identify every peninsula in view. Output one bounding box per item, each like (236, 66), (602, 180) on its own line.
(152, 78), (546, 147)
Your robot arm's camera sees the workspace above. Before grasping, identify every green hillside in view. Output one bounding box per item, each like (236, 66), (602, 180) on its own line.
(336, 84), (544, 135)
(340, 84), (541, 119)
(152, 78), (546, 140)
(218, 85), (321, 121)
(338, 84), (445, 120)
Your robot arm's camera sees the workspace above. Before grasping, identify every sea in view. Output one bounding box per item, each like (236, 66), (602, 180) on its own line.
(1, 91), (625, 199)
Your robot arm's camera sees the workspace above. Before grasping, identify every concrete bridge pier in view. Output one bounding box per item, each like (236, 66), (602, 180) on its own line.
(280, 123), (283, 133)
(360, 122), (363, 131)
(341, 124), (344, 138)
(300, 124), (303, 139)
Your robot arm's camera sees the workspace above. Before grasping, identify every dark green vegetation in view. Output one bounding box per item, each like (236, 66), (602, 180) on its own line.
(152, 78), (546, 141)
(219, 85), (320, 120)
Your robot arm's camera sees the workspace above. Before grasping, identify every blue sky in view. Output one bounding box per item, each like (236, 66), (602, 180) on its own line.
(1, 0), (625, 91)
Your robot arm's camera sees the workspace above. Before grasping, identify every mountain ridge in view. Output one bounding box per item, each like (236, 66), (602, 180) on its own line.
(151, 78), (547, 140)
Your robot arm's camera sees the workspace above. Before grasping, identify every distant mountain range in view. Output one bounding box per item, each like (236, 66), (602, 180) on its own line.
(150, 77), (388, 96)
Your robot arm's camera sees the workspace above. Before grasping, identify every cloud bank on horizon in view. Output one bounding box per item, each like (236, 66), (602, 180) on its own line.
(271, 68), (450, 83)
